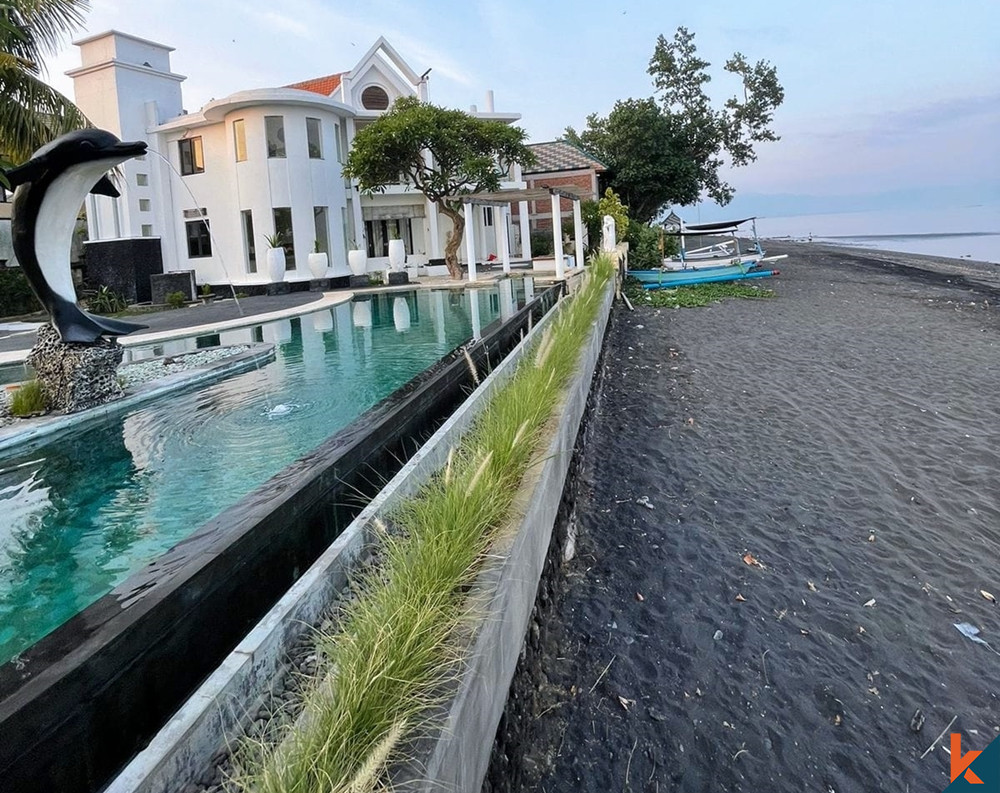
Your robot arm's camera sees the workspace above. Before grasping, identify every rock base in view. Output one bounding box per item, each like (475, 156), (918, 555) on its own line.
(27, 324), (124, 413)
(387, 271), (410, 286)
(349, 274), (371, 289)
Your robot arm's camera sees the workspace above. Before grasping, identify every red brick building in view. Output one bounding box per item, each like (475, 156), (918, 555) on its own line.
(514, 140), (606, 232)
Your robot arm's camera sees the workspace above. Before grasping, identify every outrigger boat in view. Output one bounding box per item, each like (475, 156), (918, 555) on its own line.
(628, 215), (786, 289)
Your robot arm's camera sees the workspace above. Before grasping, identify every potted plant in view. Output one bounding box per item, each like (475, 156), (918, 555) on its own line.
(387, 223), (406, 273)
(347, 237), (367, 276)
(199, 283), (215, 304)
(264, 232), (286, 282)
(307, 239), (329, 279)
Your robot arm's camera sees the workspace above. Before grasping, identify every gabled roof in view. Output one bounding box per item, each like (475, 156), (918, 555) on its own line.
(524, 140), (606, 175)
(285, 72), (346, 96)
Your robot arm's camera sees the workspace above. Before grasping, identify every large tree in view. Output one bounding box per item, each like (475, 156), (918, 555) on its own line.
(566, 26), (783, 223)
(343, 96), (535, 280)
(0, 0), (90, 185)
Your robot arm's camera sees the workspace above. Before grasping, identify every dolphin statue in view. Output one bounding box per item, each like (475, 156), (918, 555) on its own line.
(5, 129), (150, 343)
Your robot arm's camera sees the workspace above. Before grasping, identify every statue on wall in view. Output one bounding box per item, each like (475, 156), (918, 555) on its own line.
(601, 214), (617, 252)
(6, 129), (149, 343)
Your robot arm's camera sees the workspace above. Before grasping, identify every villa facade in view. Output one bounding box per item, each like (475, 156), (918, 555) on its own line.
(66, 31), (531, 287)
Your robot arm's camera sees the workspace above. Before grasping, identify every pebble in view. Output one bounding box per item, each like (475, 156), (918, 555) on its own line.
(713, 630), (724, 641)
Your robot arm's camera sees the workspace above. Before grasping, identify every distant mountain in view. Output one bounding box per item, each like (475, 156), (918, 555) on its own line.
(679, 183), (1000, 223)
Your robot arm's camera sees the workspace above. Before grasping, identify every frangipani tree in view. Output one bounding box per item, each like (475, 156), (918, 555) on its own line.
(344, 96), (535, 280)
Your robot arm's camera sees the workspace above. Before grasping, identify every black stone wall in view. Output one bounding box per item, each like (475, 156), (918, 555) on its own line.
(83, 238), (164, 304)
(150, 271), (195, 304)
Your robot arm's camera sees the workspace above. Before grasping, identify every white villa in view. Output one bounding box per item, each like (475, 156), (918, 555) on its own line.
(66, 31), (536, 288)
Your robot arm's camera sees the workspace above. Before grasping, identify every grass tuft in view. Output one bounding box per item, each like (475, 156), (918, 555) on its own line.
(232, 255), (615, 793)
(9, 380), (47, 416)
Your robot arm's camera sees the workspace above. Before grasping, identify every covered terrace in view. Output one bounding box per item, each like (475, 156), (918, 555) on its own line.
(461, 186), (589, 282)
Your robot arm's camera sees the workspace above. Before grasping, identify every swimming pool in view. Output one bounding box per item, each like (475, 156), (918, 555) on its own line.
(0, 282), (530, 663)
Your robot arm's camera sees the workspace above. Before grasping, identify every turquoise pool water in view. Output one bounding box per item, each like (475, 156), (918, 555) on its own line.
(0, 283), (529, 664)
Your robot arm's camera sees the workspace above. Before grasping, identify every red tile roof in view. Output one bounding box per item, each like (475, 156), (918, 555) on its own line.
(285, 72), (345, 96)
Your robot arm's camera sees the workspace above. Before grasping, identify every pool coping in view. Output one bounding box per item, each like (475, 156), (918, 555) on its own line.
(102, 270), (609, 793)
(0, 291), (354, 366)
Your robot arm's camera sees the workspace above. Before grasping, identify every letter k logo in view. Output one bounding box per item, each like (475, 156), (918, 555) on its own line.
(952, 733), (984, 784)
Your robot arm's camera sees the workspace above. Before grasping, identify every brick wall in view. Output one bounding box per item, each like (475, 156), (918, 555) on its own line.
(517, 170), (597, 232)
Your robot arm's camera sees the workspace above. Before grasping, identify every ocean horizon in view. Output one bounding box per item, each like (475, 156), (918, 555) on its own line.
(755, 204), (1000, 263)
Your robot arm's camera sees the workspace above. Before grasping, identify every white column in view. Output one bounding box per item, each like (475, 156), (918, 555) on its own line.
(551, 194), (564, 279)
(500, 206), (511, 274)
(464, 201), (478, 282)
(427, 199), (441, 258)
(573, 199), (584, 269)
(518, 200), (531, 259)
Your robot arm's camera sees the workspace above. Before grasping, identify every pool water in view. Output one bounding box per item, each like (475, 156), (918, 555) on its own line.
(0, 282), (531, 663)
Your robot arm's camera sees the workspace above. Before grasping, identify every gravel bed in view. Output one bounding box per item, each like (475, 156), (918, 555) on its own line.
(117, 346), (251, 390)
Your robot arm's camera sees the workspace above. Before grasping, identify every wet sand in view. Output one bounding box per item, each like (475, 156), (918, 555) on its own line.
(519, 244), (1000, 792)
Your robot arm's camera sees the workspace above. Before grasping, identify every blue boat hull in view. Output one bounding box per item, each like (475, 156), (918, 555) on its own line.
(639, 268), (778, 290)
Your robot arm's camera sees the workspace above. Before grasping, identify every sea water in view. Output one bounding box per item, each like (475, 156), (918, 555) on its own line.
(757, 205), (1000, 263)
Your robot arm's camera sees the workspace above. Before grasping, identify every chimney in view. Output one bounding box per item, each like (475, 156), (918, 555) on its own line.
(485, 89), (495, 113)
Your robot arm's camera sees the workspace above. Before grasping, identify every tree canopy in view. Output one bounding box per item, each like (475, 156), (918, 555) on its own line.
(0, 0), (90, 182)
(343, 96), (535, 279)
(566, 26), (784, 223)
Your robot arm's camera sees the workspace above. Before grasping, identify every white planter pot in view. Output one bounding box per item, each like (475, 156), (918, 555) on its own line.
(308, 252), (329, 279)
(387, 239), (406, 273)
(348, 249), (368, 276)
(266, 248), (286, 282)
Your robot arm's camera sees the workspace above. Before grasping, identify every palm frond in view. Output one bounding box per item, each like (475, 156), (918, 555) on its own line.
(0, 67), (88, 162)
(1, 1), (89, 65)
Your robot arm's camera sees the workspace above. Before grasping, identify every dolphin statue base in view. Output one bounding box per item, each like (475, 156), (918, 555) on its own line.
(26, 323), (126, 413)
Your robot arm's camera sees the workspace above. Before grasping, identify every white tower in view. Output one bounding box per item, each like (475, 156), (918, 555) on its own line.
(66, 31), (185, 242)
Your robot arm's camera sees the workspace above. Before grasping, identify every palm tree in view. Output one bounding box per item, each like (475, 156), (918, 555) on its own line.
(0, 0), (90, 177)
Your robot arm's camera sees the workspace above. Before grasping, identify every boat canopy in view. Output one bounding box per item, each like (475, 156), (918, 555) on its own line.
(683, 217), (756, 233)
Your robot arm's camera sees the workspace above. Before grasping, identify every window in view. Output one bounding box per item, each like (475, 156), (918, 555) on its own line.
(186, 219), (212, 258)
(139, 198), (151, 212)
(364, 218), (412, 258)
(265, 116), (285, 158)
(233, 119), (247, 162)
(136, 173), (149, 186)
(334, 123), (343, 163)
(306, 118), (323, 159)
(313, 206), (329, 254)
(178, 137), (204, 175)
(241, 210), (256, 273)
(272, 207), (295, 269)
(361, 85), (390, 110)
(141, 224), (153, 237)
(483, 207), (494, 226)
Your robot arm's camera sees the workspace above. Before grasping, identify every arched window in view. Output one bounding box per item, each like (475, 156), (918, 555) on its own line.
(361, 85), (390, 110)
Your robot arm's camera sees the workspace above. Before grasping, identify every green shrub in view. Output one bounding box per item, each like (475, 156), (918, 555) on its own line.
(88, 285), (128, 314)
(165, 291), (187, 309)
(626, 222), (678, 269)
(9, 380), (47, 416)
(530, 231), (554, 256)
(0, 268), (42, 318)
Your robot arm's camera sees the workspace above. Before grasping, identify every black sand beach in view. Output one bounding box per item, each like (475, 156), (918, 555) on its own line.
(511, 244), (1000, 792)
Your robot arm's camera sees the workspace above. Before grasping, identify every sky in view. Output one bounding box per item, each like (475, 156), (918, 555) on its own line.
(43, 0), (1000, 220)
